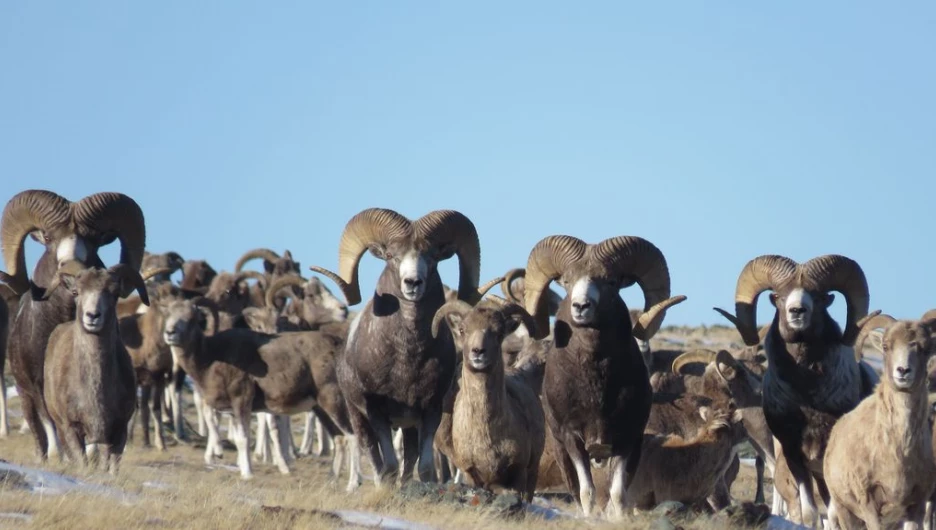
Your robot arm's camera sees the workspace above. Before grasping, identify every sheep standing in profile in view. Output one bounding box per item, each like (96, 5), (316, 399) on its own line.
(627, 405), (747, 509)
(433, 299), (545, 501)
(824, 313), (936, 529)
(43, 262), (147, 473)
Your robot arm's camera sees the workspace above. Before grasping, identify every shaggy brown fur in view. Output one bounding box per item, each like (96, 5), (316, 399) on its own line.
(627, 406), (746, 510)
(824, 318), (936, 529)
(439, 303), (545, 501)
(43, 266), (142, 473)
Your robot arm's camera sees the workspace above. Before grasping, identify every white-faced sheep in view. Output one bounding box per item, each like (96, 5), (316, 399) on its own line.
(309, 208), (502, 487)
(824, 313), (936, 530)
(0, 190), (146, 461)
(521, 235), (686, 518)
(432, 299), (545, 501)
(42, 262), (148, 473)
(715, 254), (874, 527)
(627, 405), (747, 510)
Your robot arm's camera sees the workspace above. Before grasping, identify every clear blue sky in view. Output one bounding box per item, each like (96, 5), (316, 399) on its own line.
(2, 2), (933, 326)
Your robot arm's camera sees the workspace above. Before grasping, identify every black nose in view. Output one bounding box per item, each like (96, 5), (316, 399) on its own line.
(86, 311), (101, 320)
(471, 347), (485, 355)
(897, 366), (912, 376)
(403, 278), (423, 288)
(789, 307), (806, 315)
(573, 302), (591, 312)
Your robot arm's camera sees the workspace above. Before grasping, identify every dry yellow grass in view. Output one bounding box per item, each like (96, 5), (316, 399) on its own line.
(0, 325), (771, 529)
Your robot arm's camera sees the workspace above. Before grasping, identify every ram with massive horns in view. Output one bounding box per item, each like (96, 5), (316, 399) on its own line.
(521, 235), (686, 518)
(714, 254), (877, 528)
(0, 189), (145, 460)
(310, 208), (502, 488)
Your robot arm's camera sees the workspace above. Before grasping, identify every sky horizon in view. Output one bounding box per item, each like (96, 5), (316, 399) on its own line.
(2, 3), (933, 326)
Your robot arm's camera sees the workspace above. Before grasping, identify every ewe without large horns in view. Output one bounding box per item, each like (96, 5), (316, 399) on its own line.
(522, 235), (686, 340)
(714, 254), (869, 347)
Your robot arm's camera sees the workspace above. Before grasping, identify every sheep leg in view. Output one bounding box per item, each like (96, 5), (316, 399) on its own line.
(317, 416), (333, 457)
(905, 502), (927, 530)
(368, 413), (398, 486)
(784, 454), (820, 528)
(417, 413), (441, 483)
(39, 409), (61, 461)
(347, 403), (388, 487)
(754, 455), (765, 504)
(393, 428), (404, 461)
(193, 388), (207, 437)
(225, 414), (235, 442)
(279, 415), (296, 463)
(344, 435), (363, 492)
(170, 370), (186, 441)
(22, 394), (57, 461)
(436, 450), (451, 483)
(925, 501), (934, 530)
(707, 478), (732, 511)
(139, 385), (153, 448)
(606, 455), (630, 520)
(299, 412), (315, 456)
(253, 412), (271, 463)
(265, 413), (291, 475)
(566, 442), (596, 517)
(331, 434), (345, 477)
(59, 427), (86, 466)
(0, 375), (9, 437)
(231, 407), (253, 479)
(151, 380), (166, 451)
(203, 402), (222, 465)
(400, 427), (420, 483)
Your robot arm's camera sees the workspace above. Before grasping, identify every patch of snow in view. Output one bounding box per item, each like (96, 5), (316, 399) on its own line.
(332, 510), (440, 530)
(0, 461), (134, 503)
(142, 481), (172, 490)
(0, 512), (33, 522)
(206, 463), (240, 472)
(766, 516), (811, 530)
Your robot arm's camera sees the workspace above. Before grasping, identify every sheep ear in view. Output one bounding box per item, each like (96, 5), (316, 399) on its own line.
(699, 406), (712, 422)
(504, 314), (524, 336)
(867, 330), (884, 353)
(445, 313), (465, 339)
(768, 293), (779, 308)
(714, 350), (738, 382)
(368, 244), (390, 261)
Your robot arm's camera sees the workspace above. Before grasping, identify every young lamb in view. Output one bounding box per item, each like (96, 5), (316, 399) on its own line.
(43, 262), (147, 473)
(432, 299), (545, 501)
(824, 313), (936, 530)
(627, 405), (747, 510)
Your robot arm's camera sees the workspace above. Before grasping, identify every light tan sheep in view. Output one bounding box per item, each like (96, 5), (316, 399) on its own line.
(626, 405), (746, 510)
(432, 299), (545, 501)
(824, 313), (936, 530)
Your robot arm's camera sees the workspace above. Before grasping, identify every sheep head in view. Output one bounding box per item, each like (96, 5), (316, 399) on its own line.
(522, 235), (686, 341)
(141, 251), (184, 283)
(162, 297), (219, 348)
(714, 254), (870, 347)
(234, 248), (301, 279)
(856, 312), (936, 392)
(44, 260), (148, 334)
(204, 270), (265, 314)
(264, 275), (348, 325)
(310, 208), (496, 306)
(431, 299), (536, 373)
(0, 190), (146, 299)
(179, 259), (217, 294)
(698, 405), (745, 441)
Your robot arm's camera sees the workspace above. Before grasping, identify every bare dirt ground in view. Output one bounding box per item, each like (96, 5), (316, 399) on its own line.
(0, 325), (778, 529)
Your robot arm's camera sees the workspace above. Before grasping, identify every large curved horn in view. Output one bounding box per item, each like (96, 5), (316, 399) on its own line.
(714, 255), (798, 347)
(414, 210), (481, 305)
(233, 270), (267, 290)
(672, 349), (718, 375)
(309, 208), (413, 306)
(72, 192), (146, 274)
(853, 310), (893, 360)
(802, 255), (870, 346)
(192, 296), (221, 336)
(109, 263), (150, 305)
(40, 260), (89, 300)
(476, 275), (505, 300)
(141, 267), (173, 282)
(0, 190), (71, 295)
(591, 236), (684, 341)
(524, 235), (588, 339)
(501, 268), (526, 304)
(234, 248), (280, 272)
(264, 275), (306, 308)
(922, 309), (936, 323)
(431, 299), (474, 339)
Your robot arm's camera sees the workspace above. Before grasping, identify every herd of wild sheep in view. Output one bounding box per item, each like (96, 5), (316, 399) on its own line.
(1, 189), (935, 529)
